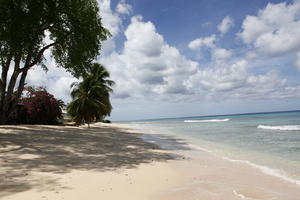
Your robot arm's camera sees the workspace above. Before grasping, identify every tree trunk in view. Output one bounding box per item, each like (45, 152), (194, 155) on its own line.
(0, 55), (12, 124)
(16, 70), (28, 100)
(0, 41), (56, 125)
(0, 97), (14, 124)
(0, 112), (6, 125)
(0, 54), (32, 124)
(0, 70), (19, 124)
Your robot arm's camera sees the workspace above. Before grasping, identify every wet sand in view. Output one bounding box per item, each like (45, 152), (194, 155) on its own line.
(159, 150), (300, 200)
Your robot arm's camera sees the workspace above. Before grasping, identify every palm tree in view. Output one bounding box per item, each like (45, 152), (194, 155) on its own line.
(85, 63), (114, 120)
(67, 63), (114, 127)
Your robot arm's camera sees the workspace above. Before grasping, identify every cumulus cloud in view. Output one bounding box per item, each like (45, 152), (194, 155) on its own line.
(212, 48), (232, 60)
(98, 0), (122, 36)
(116, 0), (132, 15)
(184, 13), (300, 101)
(22, 0), (300, 107)
(124, 16), (165, 57)
(218, 16), (234, 35)
(188, 19), (234, 62)
(188, 35), (216, 50)
(188, 33), (232, 62)
(101, 16), (198, 99)
(238, 1), (300, 56)
(26, 49), (77, 102)
(186, 60), (249, 93)
(101, 15), (300, 102)
(184, 60), (300, 100)
(98, 0), (131, 55)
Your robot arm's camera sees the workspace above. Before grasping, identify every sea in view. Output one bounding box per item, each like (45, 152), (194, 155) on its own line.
(121, 110), (300, 185)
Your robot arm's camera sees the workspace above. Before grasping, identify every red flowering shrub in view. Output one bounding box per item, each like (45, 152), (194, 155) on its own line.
(20, 87), (64, 124)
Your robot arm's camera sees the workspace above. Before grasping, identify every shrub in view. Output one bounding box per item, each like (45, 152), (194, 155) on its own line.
(20, 87), (64, 124)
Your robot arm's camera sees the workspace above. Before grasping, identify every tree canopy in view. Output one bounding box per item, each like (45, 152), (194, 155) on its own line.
(0, 0), (110, 124)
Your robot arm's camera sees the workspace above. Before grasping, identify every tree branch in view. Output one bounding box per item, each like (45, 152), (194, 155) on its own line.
(20, 42), (58, 72)
(41, 23), (54, 33)
(6, 56), (21, 101)
(16, 69), (28, 99)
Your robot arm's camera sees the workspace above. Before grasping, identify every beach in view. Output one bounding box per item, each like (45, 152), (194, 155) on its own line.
(1, 122), (300, 200)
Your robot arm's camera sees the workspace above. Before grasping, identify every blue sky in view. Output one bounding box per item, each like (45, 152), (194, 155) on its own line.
(27, 0), (300, 121)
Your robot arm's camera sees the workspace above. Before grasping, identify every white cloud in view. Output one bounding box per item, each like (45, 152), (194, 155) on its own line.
(25, 0), (300, 105)
(101, 16), (198, 99)
(185, 60), (300, 100)
(26, 50), (77, 102)
(296, 52), (300, 70)
(239, 1), (300, 56)
(188, 33), (232, 61)
(116, 0), (132, 15)
(188, 35), (216, 50)
(24, 0), (300, 106)
(101, 15), (300, 102)
(98, 0), (131, 55)
(124, 16), (164, 57)
(185, 60), (249, 93)
(218, 16), (234, 35)
(212, 48), (232, 60)
(98, 0), (122, 36)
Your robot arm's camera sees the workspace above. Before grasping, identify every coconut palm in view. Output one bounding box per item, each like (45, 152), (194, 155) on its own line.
(67, 63), (114, 127)
(84, 63), (114, 120)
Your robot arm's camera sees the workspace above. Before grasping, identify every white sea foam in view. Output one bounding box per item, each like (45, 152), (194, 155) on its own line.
(184, 118), (230, 123)
(257, 125), (300, 131)
(222, 156), (300, 186)
(187, 143), (214, 153)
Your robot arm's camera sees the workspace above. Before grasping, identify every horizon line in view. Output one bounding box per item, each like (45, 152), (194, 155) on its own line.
(115, 109), (300, 122)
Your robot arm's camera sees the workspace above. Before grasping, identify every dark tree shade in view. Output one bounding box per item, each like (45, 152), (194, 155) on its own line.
(0, 0), (110, 124)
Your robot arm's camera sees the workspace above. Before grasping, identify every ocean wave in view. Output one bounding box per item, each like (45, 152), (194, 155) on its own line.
(257, 125), (300, 131)
(184, 118), (230, 123)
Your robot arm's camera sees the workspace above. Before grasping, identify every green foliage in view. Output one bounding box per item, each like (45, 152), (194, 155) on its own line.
(0, 0), (110, 124)
(67, 63), (114, 126)
(0, 0), (109, 76)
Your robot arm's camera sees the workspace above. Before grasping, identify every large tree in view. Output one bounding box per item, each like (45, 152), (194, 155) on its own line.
(67, 63), (114, 127)
(0, 0), (110, 124)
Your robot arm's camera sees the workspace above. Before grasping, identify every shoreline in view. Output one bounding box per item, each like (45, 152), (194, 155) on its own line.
(1, 123), (300, 199)
(124, 122), (300, 199)
(186, 142), (300, 186)
(129, 122), (300, 186)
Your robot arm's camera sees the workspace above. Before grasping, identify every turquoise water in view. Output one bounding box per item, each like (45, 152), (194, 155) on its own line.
(123, 111), (300, 182)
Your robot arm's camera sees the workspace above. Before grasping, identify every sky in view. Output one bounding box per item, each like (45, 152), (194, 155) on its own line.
(26, 0), (300, 121)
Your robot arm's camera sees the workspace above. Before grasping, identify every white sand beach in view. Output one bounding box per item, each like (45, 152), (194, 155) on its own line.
(1, 123), (300, 200)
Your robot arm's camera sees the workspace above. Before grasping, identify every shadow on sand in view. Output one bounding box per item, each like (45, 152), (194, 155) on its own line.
(0, 124), (190, 198)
